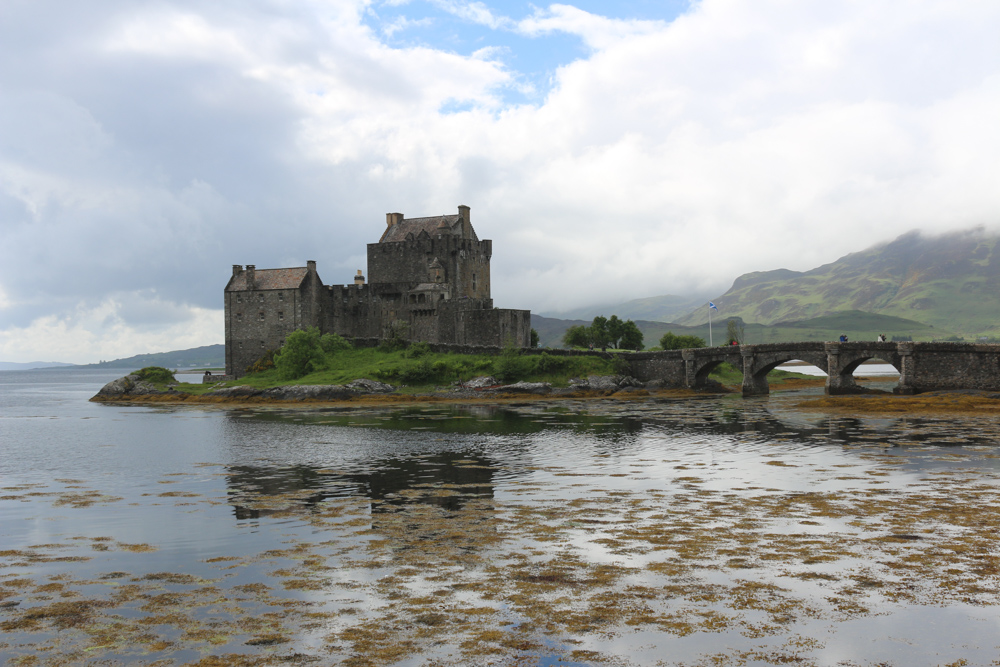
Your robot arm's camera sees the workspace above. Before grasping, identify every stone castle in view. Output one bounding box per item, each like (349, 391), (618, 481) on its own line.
(224, 205), (531, 377)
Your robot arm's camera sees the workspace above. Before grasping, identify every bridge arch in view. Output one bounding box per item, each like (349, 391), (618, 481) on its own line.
(741, 347), (829, 397)
(826, 343), (902, 394)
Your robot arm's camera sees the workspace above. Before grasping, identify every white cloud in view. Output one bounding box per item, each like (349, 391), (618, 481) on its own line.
(2, 0), (1000, 360)
(0, 295), (223, 364)
(517, 4), (664, 50)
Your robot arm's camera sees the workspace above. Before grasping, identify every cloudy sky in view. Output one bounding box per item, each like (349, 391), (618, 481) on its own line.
(1, 0), (998, 363)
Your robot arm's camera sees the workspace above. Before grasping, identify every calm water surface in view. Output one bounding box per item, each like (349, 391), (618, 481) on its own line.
(2, 368), (1000, 666)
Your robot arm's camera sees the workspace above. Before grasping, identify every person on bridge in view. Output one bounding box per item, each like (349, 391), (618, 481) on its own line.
(839, 334), (848, 342)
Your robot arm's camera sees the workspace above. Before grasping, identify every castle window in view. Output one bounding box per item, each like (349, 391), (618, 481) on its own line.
(278, 293), (284, 301)
(472, 273), (477, 291)
(278, 311), (284, 321)
(236, 313), (243, 322)
(239, 342), (243, 349)
(258, 294), (264, 303)
(236, 295), (242, 303)
(260, 341), (265, 349)
(259, 312), (265, 321)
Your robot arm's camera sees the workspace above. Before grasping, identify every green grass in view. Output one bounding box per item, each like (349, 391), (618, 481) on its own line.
(192, 348), (620, 392)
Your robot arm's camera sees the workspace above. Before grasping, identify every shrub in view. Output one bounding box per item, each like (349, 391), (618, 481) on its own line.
(319, 332), (352, 354)
(532, 352), (565, 374)
(133, 366), (175, 384)
(275, 327), (325, 380)
(659, 331), (706, 350)
(494, 338), (526, 383)
(246, 349), (277, 375)
(404, 341), (432, 358)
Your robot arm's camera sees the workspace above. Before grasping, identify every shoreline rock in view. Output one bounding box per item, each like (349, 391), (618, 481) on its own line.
(93, 375), (398, 403)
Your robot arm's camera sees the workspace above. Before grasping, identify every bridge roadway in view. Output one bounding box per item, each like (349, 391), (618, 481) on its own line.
(625, 341), (1000, 397)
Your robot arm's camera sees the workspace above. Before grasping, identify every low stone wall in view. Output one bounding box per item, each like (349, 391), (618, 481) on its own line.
(898, 342), (1000, 393)
(202, 373), (235, 384)
(348, 338), (613, 359)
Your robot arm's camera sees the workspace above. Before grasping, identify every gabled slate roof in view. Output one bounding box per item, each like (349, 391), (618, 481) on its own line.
(226, 267), (309, 291)
(379, 215), (476, 243)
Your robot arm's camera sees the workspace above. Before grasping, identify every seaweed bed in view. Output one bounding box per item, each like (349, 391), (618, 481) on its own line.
(5, 389), (1000, 665)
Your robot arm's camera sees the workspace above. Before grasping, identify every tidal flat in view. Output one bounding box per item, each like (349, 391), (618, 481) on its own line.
(2, 369), (1000, 666)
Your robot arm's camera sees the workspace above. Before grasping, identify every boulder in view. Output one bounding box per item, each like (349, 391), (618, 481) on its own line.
(208, 385), (264, 399)
(465, 376), (499, 389)
(586, 375), (642, 390)
(95, 375), (165, 398)
(261, 385), (355, 401)
(346, 378), (395, 393)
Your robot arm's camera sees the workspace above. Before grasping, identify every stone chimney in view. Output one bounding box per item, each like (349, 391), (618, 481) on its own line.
(386, 212), (404, 227)
(307, 260), (316, 272)
(246, 265), (256, 288)
(232, 265), (242, 277)
(354, 270), (365, 286)
(458, 205), (471, 238)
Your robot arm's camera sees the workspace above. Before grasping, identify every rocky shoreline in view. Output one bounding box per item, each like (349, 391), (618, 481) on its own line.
(91, 373), (662, 404)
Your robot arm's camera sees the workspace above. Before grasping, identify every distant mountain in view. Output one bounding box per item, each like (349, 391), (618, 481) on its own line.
(673, 228), (1000, 337)
(0, 361), (75, 371)
(543, 294), (708, 323)
(78, 344), (225, 370)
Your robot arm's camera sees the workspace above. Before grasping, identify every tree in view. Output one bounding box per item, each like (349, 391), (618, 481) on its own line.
(590, 316), (611, 350)
(659, 331), (706, 350)
(275, 327), (325, 379)
(562, 325), (590, 348)
(725, 319), (745, 346)
(530, 328), (540, 348)
(619, 320), (644, 350)
(607, 315), (624, 349)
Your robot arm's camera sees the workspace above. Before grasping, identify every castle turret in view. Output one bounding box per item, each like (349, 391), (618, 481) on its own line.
(354, 270), (365, 286)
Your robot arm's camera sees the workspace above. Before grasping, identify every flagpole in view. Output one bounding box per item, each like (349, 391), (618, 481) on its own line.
(708, 303), (713, 346)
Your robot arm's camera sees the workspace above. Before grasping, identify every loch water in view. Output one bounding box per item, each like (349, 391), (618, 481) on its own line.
(2, 368), (1000, 666)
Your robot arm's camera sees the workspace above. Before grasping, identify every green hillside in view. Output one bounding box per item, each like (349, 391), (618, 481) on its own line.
(544, 294), (708, 323)
(80, 344), (225, 369)
(532, 311), (943, 349)
(673, 228), (1000, 337)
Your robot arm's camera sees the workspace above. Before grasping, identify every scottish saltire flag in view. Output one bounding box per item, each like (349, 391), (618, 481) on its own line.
(709, 302), (718, 310)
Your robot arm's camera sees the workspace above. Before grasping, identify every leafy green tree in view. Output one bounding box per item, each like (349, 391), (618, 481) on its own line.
(659, 331), (706, 350)
(607, 315), (624, 348)
(530, 328), (540, 348)
(619, 320), (644, 350)
(563, 325), (590, 348)
(590, 316), (611, 350)
(275, 327), (325, 379)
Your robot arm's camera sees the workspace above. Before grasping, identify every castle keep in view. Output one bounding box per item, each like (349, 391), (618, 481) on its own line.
(224, 205), (531, 377)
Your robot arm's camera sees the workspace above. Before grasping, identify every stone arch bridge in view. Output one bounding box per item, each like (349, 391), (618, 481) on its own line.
(625, 342), (1000, 397)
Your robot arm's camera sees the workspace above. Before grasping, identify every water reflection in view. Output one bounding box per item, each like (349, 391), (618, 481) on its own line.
(226, 452), (497, 520)
(6, 370), (1000, 666)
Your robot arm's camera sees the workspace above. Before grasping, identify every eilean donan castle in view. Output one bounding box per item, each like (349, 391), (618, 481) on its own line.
(224, 205), (531, 377)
